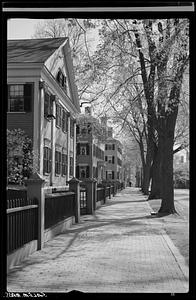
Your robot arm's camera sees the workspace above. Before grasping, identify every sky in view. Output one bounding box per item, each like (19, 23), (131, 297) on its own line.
(7, 19), (41, 39)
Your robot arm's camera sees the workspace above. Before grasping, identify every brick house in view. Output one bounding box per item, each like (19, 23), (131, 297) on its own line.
(76, 109), (106, 182)
(104, 130), (123, 181)
(7, 38), (80, 187)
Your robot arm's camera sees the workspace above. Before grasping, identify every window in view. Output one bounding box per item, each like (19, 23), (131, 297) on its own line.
(70, 119), (74, 138)
(62, 109), (68, 132)
(180, 156), (184, 163)
(43, 147), (52, 174)
(108, 155), (114, 164)
(8, 84), (33, 112)
(56, 69), (67, 93)
(70, 157), (74, 176)
(55, 150), (61, 175)
(79, 166), (89, 178)
(117, 158), (122, 166)
(62, 154), (68, 176)
(76, 125), (80, 134)
(118, 147), (122, 154)
(81, 127), (87, 135)
(106, 170), (114, 180)
(107, 144), (114, 151)
(81, 145), (86, 155)
(108, 129), (113, 137)
(77, 143), (89, 155)
(93, 167), (97, 178)
(44, 91), (54, 119)
(56, 103), (62, 127)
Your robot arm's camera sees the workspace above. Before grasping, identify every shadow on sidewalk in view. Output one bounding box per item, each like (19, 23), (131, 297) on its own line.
(8, 213), (162, 275)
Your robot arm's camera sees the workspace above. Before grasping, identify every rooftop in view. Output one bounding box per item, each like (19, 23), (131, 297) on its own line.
(7, 37), (67, 63)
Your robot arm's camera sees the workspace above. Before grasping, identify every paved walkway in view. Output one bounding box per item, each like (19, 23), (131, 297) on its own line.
(7, 188), (189, 293)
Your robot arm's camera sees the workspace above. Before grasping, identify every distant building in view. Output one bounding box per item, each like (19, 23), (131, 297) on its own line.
(76, 111), (106, 182)
(100, 117), (123, 182)
(7, 38), (80, 187)
(104, 135), (123, 181)
(173, 147), (189, 167)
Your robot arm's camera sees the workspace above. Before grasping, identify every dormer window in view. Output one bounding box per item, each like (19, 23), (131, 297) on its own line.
(56, 69), (67, 93)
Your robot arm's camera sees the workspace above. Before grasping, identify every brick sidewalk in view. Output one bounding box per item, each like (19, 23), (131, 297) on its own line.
(7, 188), (189, 293)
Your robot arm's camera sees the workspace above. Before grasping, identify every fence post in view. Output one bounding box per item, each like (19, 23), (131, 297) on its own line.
(84, 178), (95, 214)
(108, 184), (111, 199)
(102, 183), (107, 203)
(68, 177), (81, 223)
(24, 173), (45, 251)
(114, 181), (117, 196)
(93, 179), (97, 210)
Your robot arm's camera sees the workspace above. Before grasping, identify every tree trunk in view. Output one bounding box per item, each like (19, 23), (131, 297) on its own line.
(142, 154), (152, 195)
(142, 130), (154, 195)
(148, 143), (161, 199)
(158, 132), (177, 214)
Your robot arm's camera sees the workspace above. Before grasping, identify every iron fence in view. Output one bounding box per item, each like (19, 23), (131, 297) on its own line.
(97, 187), (105, 202)
(80, 186), (87, 214)
(7, 190), (38, 254)
(44, 192), (75, 229)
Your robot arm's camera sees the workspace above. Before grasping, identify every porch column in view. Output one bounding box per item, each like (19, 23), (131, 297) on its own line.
(38, 80), (45, 175)
(50, 99), (56, 186)
(73, 120), (76, 177)
(67, 112), (71, 182)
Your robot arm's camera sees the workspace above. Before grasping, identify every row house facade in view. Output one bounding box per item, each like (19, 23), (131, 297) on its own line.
(76, 112), (123, 183)
(7, 38), (80, 187)
(76, 114), (106, 182)
(104, 129), (123, 181)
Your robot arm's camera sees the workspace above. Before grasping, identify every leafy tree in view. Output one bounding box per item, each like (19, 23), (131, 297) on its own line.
(33, 18), (189, 214)
(89, 18), (189, 213)
(76, 113), (107, 143)
(33, 19), (98, 103)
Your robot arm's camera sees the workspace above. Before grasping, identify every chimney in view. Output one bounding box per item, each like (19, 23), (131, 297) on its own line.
(100, 116), (107, 127)
(85, 106), (92, 115)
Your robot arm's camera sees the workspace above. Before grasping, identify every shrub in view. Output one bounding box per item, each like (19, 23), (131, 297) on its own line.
(173, 164), (189, 188)
(7, 129), (33, 185)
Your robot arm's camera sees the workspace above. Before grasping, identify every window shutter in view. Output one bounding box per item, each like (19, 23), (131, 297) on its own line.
(62, 110), (65, 131)
(49, 148), (52, 173)
(106, 171), (108, 179)
(76, 166), (79, 178)
(105, 144), (108, 150)
(43, 148), (46, 174)
(66, 113), (68, 132)
(76, 125), (80, 134)
(112, 156), (115, 164)
(24, 84), (33, 112)
(86, 166), (89, 178)
(112, 171), (115, 179)
(77, 143), (80, 155)
(112, 144), (115, 150)
(7, 84), (9, 112)
(57, 71), (60, 83)
(64, 76), (67, 91)
(50, 95), (55, 115)
(86, 143), (89, 155)
(44, 92), (50, 117)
